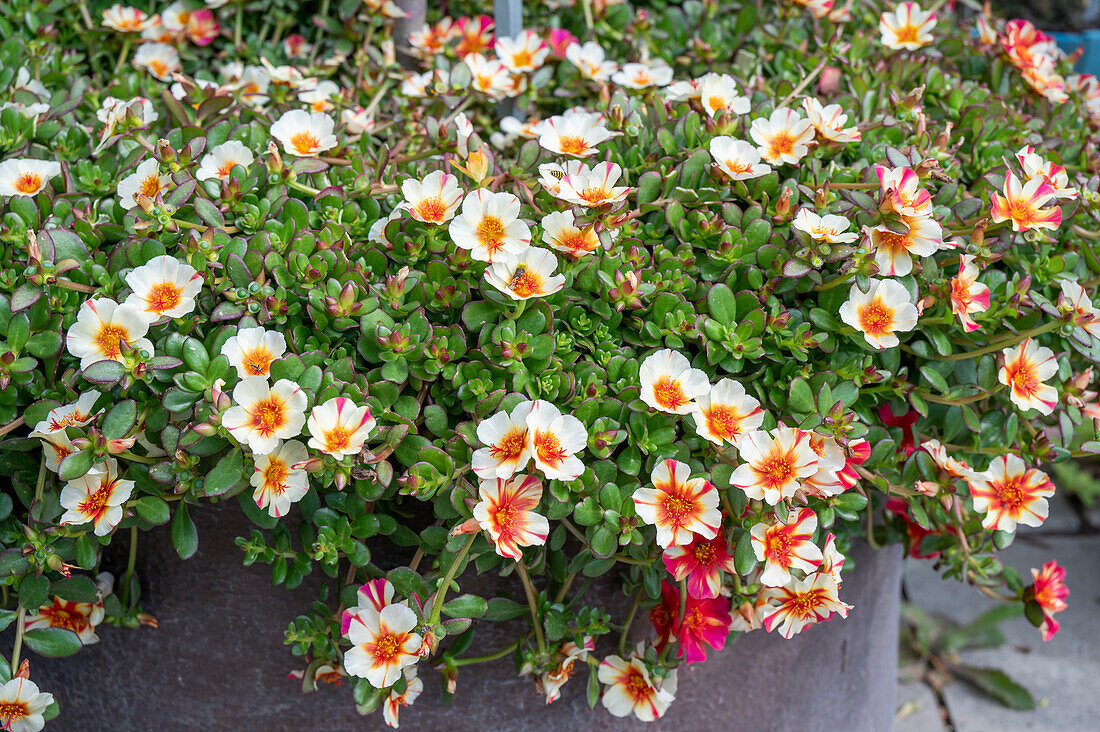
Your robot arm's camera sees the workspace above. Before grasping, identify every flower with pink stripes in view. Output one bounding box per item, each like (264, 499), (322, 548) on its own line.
(990, 171), (1062, 232)
(967, 455), (1054, 533)
(761, 572), (851, 638)
(950, 254), (991, 332)
(306, 397), (375, 458)
(875, 165), (932, 218)
(1027, 560), (1068, 641)
(633, 459), (721, 548)
(730, 427), (819, 505)
(998, 337), (1059, 415)
(751, 508), (822, 587)
(454, 475), (549, 560)
(662, 533), (736, 599)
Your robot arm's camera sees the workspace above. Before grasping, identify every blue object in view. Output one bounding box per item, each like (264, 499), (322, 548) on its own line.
(1049, 29), (1100, 76)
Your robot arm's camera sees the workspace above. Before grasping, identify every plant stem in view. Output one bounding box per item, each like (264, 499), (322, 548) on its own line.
(776, 57), (828, 109)
(936, 321), (1060, 362)
(10, 607), (26, 673)
(515, 560), (547, 655)
(117, 450), (157, 464)
(234, 3), (244, 48)
(453, 639), (520, 667)
(618, 586), (642, 656)
(0, 417), (25, 439)
(113, 37), (132, 77)
(553, 571), (577, 604)
(428, 533), (476, 624)
(121, 525), (138, 610)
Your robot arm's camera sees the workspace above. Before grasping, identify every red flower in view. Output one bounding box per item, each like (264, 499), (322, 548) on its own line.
(648, 582), (731, 664)
(878, 404), (919, 455)
(662, 533), (736, 600)
(1027, 560), (1068, 641)
(886, 498), (940, 559)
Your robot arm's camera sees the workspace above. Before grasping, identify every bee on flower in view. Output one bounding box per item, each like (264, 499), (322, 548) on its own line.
(966, 455), (1055, 532)
(689, 377), (764, 446)
(792, 209), (859, 244)
(270, 110), (338, 157)
(639, 349), (710, 415)
(101, 4), (153, 32)
(383, 667), (423, 728)
(117, 158), (171, 209)
(749, 107), (815, 165)
(221, 327), (287, 378)
(453, 474), (549, 560)
(751, 508), (823, 587)
(132, 43), (180, 81)
(633, 458), (721, 548)
(343, 603), (422, 689)
(484, 247), (566, 300)
(495, 30), (549, 73)
(123, 255), (203, 322)
(536, 159), (586, 196)
(251, 440), (310, 518)
(448, 189), (531, 262)
(879, 2), (937, 51)
(537, 111), (612, 158)
(990, 171), (1062, 232)
(554, 161), (632, 208)
(611, 62), (674, 89)
(662, 533), (737, 599)
(730, 427), (820, 505)
(598, 649), (677, 721)
(565, 41), (617, 81)
(59, 459), (134, 536)
(0, 159), (61, 197)
(868, 216), (947, 277)
(802, 97), (861, 143)
(708, 137), (772, 181)
(838, 278), (919, 350)
(306, 397), (376, 458)
(66, 298), (153, 370)
(541, 210), (602, 257)
(949, 254), (991, 332)
(401, 171), (463, 225)
(222, 377), (308, 455)
(0, 678), (55, 732)
(760, 572), (851, 639)
(698, 73), (751, 118)
(998, 337), (1059, 415)
(1026, 560), (1068, 641)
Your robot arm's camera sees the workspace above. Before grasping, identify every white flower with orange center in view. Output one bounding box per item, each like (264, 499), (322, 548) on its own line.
(221, 326), (287, 378)
(123, 254), (203, 322)
(689, 378), (764, 447)
(793, 0), (834, 19)
(1016, 145), (1078, 200)
(59, 459), (134, 536)
(708, 137), (772, 181)
(537, 160), (586, 196)
(501, 114), (542, 140)
(0, 159), (61, 197)
(639, 349), (710, 415)
(236, 65), (271, 107)
(990, 171), (1062, 232)
(133, 42), (180, 81)
(750, 508), (823, 587)
(565, 41), (617, 81)
(664, 77), (705, 102)
(921, 439), (974, 479)
(66, 298), (153, 370)
(34, 391), (102, 433)
(102, 4), (152, 32)
(598, 653), (677, 721)
(0, 678), (55, 732)
(633, 459), (721, 548)
(298, 80), (339, 113)
(875, 164), (933, 218)
(31, 426), (77, 474)
(383, 667), (423, 728)
(879, 2), (937, 50)
(966, 455), (1055, 532)
(342, 107), (375, 135)
(698, 73), (750, 118)
(307, 397), (376, 458)
(495, 30), (549, 73)
(401, 171), (463, 225)
(26, 587), (107, 645)
(538, 111), (612, 158)
(868, 216), (947, 277)
(792, 209), (859, 244)
(801, 97), (861, 143)
(541, 210), (602, 257)
(250, 439), (310, 518)
(343, 603), (422, 689)
(998, 337), (1059, 415)
(448, 189), (531, 263)
(454, 474), (550, 560)
(554, 161), (632, 208)
(222, 377), (308, 455)
(117, 158), (170, 209)
(730, 427), (819, 505)
(749, 107), (815, 165)
(838, 277), (919, 349)
(1058, 280), (1100, 339)
(760, 572), (850, 639)
(464, 53), (512, 98)
(611, 62), (674, 89)
(525, 399), (587, 481)
(802, 434), (848, 498)
(818, 533), (846, 585)
(537, 637), (594, 704)
(472, 401), (534, 479)
(270, 109), (337, 157)
(196, 140), (256, 181)
(484, 247), (566, 301)
(950, 254), (991, 332)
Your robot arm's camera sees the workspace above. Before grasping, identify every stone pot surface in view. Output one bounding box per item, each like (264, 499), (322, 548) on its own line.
(26, 501), (902, 731)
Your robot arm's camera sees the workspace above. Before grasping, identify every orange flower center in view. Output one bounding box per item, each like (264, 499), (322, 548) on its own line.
(263, 460), (289, 493)
(324, 425), (352, 452)
(652, 375), (687, 410)
(725, 159), (753, 174)
(78, 480), (114, 519)
(758, 454), (795, 490)
(894, 26), (920, 45)
(49, 410), (88, 431)
(660, 493), (694, 525)
(371, 632), (403, 663)
(95, 323), (129, 359)
(290, 130), (321, 155)
(693, 541), (716, 565)
(557, 135), (589, 156)
(475, 215), (506, 253)
(248, 396), (288, 436)
(992, 476), (1025, 512)
(217, 160), (239, 178)
(415, 196), (447, 222)
(624, 668), (653, 702)
(149, 59), (169, 77)
(507, 269), (543, 298)
(138, 173), (163, 198)
(704, 404), (743, 440)
(489, 428), (527, 460)
(534, 429), (568, 469)
(578, 186), (610, 204)
(494, 504), (515, 531)
(14, 172), (43, 194)
(857, 299), (894, 337)
(1005, 358), (1039, 397)
(511, 49), (534, 68)
(241, 346), (275, 376)
(789, 588), (827, 619)
(145, 282), (182, 314)
(556, 228), (598, 254)
(769, 131), (795, 157)
(764, 525), (794, 565)
(0, 701), (29, 726)
(706, 96), (726, 113)
(44, 603), (88, 633)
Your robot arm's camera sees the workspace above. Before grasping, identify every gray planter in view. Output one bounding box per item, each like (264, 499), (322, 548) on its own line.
(27, 502), (902, 730)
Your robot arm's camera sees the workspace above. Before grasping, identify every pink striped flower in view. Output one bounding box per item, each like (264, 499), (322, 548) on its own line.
(1027, 560), (1068, 641)
(454, 475), (549, 560)
(340, 578), (396, 635)
(875, 165), (933, 218)
(967, 455), (1054, 533)
(950, 254), (991, 332)
(998, 337), (1059, 415)
(761, 572), (851, 638)
(750, 508), (822, 587)
(633, 459), (721, 548)
(730, 427), (819, 505)
(990, 172), (1062, 232)
(662, 533), (736, 599)
(306, 397), (375, 458)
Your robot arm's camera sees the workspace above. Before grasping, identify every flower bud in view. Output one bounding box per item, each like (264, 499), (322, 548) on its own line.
(107, 436), (138, 454)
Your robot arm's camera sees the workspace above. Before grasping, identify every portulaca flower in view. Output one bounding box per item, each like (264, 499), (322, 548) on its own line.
(495, 30), (549, 72)
(117, 158), (170, 209)
(1016, 145), (1078, 200)
(537, 160), (586, 196)
(839, 278), (918, 349)
(0, 159), (60, 197)
(525, 400), (587, 481)
(751, 508), (822, 587)
(1059, 280), (1100, 338)
(133, 43), (180, 81)
(401, 171), (463, 224)
(101, 4), (152, 32)
(251, 439), (310, 518)
(541, 210), (601, 257)
(25, 573), (112, 646)
(0, 678), (55, 732)
(730, 427), (819, 505)
(472, 401), (534, 479)
(689, 378), (764, 446)
(33, 392), (102, 433)
(990, 171), (1062, 232)
(341, 107), (375, 135)
(598, 654), (677, 721)
(465, 53), (512, 98)
(298, 80), (339, 113)
(869, 217), (946, 277)
(270, 109), (337, 157)
(60, 459), (134, 536)
(222, 377), (308, 455)
(66, 298), (153, 370)
(633, 459), (721, 548)
(124, 255), (203, 321)
(484, 247), (565, 300)
(454, 474), (549, 560)
(802, 97), (861, 142)
(639, 349), (710, 415)
(383, 667), (423, 728)
(791, 208), (859, 244)
(555, 161), (631, 207)
(999, 337), (1059, 415)
(966, 455), (1054, 532)
(221, 326), (287, 378)
(750, 107), (815, 165)
(196, 140), (255, 181)
(698, 73), (750, 118)
(538, 112), (612, 158)
(880, 2), (937, 51)
(876, 165), (932, 218)
(344, 604), (422, 688)
(761, 572), (850, 639)
(448, 189), (531, 262)
(307, 397), (375, 458)
(611, 62), (674, 89)
(708, 137), (772, 180)
(565, 41), (617, 81)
